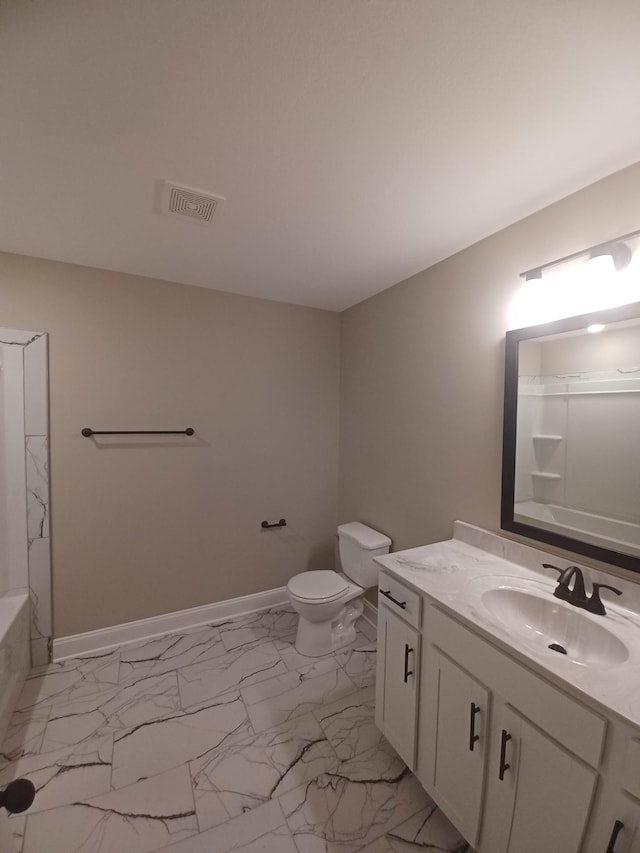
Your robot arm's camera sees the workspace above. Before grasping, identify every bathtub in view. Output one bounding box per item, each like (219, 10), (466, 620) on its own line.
(0, 593), (30, 749)
(515, 500), (640, 558)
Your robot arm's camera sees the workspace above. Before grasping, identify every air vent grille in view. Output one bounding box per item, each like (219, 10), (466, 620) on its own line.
(159, 181), (225, 225)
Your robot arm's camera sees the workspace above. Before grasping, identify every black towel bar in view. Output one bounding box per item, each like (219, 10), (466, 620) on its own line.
(261, 519), (287, 529)
(82, 428), (195, 437)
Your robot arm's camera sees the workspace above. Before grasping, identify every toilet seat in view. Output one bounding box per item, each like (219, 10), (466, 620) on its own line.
(287, 570), (349, 602)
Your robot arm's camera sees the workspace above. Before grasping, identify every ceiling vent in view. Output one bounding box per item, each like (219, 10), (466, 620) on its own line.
(158, 181), (225, 226)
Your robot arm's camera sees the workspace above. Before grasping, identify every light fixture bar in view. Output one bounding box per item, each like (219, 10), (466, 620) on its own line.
(520, 227), (640, 280)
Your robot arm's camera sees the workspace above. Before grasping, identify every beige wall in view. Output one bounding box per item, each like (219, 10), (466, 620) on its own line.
(339, 162), (640, 568)
(0, 253), (340, 636)
(3, 162), (640, 638)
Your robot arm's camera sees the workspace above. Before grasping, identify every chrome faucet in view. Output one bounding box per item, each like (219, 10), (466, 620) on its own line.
(543, 564), (622, 615)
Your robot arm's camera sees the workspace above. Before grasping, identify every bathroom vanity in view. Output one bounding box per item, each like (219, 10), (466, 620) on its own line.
(375, 522), (640, 853)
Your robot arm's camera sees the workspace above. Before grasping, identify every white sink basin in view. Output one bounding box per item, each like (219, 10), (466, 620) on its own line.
(481, 587), (629, 667)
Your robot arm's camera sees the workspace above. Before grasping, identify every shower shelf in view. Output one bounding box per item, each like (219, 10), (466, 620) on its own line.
(532, 434), (563, 441)
(531, 472), (562, 480)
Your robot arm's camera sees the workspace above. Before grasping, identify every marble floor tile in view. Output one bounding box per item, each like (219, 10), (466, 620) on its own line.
(157, 799), (298, 853)
(274, 643), (345, 680)
(383, 803), (470, 852)
(16, 652), (120, 712)
(313, 685), (383, 761)
(178, 640), (288, 709)
(0, 706), (50, 769)
(0, 813), (25, 853)
(336, 736), (418, 781)
(112, 691), (251, 789)
(357, 836), (395, 853)
(218, 608), (299, 651)
(279, 741), (431, 853)
(0, 607), (470, 853)
(22, 764), (198, 853)
(335, 643), (377, 689)
(0, 735), (113, 815)
(118, 625), (223, 682)
(241, 665), (358, 733)
(190, 712), (339, 831)
(41, 671), (181, 751)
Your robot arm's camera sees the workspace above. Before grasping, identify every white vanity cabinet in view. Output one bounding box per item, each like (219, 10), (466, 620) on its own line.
(420, 647), (489, 845)
(480, 703), (597, 853)
(592, 795), (640, 853)
(583, 733), (640, 853)
(416, 603), (605, 853)
(375, 572), (421, 769)
(373, 525), (640, 853)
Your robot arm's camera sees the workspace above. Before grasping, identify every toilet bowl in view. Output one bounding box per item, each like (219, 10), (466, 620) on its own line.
(287, 522), (391, 657)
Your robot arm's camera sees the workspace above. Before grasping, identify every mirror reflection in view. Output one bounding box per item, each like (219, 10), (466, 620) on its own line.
(502, 303), (640, 572)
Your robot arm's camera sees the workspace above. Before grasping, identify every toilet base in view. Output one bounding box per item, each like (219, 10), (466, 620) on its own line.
(294, 599), (364, 657)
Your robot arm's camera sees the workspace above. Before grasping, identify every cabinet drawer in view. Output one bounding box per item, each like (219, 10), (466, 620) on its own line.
(378, 571), (421, 628)
(429, 605), (607, 768)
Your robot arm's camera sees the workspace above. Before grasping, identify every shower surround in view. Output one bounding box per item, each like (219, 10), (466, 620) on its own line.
(0, 327), (51, 686)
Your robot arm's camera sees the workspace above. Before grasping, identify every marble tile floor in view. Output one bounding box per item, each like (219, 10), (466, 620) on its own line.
(0, 607), (469, 853)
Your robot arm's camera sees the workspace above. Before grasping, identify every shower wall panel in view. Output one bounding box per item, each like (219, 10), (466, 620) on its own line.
(0, 328), (51, 666)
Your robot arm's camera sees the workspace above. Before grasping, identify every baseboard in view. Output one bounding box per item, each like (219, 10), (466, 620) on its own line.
(53, 586), (289, 662)
(361, 598), (378, 632)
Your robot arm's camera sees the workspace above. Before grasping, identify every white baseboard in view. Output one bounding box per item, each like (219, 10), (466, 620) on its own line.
(53, 587), (289, 662)
(361, 598), (378, 631)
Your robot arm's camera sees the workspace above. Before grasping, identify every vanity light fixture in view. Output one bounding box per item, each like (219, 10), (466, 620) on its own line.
(510, 229), (640, 327)
(520, 230), (638, 284)
(588, 241), (633, 273)
(587, 324), (605, 333)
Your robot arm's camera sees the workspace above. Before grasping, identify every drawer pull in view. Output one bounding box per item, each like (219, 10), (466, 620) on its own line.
(605, 820), (624, 853)
(499, 729), (512, 780)
(380, 589), (407, 610)
(469, 702), (481, 751)
(403, 644), (414, 683)
(380, 589), (407, 609)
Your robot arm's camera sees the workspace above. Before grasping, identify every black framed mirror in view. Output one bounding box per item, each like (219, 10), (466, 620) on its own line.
(501, 301), (640, 573)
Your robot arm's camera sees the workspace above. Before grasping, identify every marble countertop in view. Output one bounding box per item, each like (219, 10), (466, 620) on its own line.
(375, 521), (640, 729)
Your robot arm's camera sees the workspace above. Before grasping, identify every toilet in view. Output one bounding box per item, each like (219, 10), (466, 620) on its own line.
(287, 522), (391, 656)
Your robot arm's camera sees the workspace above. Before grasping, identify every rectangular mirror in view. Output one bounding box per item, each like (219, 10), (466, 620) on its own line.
(501, 302), (640, 573)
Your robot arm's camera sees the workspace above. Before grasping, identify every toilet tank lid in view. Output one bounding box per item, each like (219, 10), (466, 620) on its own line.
(338, 522), (392, 550)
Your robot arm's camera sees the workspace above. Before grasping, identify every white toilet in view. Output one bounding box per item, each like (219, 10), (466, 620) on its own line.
(287, 522), (391, 657)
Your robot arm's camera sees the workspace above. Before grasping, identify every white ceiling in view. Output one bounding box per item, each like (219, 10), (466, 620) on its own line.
(2, 1), (640, 311)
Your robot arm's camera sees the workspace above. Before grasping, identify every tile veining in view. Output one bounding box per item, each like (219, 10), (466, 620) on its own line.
(0, 607), (468, 853)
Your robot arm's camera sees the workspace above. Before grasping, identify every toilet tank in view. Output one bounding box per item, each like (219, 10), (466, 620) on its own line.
(337, 522), (391, 588)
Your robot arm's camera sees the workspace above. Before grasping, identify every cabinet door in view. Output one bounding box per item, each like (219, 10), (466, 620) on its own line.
(375, 604), (419, 768)
(480, 704), (597, 853)
(421, 648), (489, 848)
(592, 795), (640, 853)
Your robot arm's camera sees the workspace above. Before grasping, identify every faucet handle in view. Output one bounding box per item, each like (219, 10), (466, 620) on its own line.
(584, 583), (622, 616)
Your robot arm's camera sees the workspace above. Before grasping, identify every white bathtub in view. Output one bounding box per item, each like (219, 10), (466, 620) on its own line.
(515, 501), (640, 558)
(0, 593), (30, 749)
